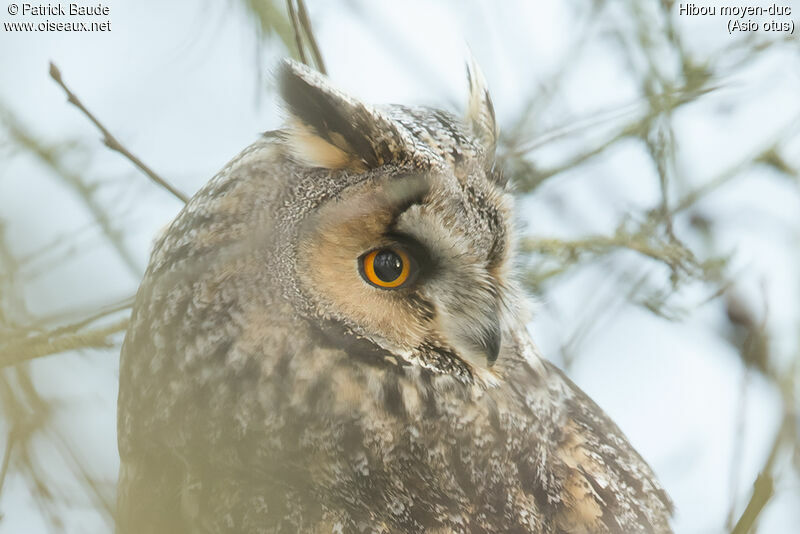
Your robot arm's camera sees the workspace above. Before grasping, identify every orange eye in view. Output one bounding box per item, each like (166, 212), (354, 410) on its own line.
(360, 248), (411, 289)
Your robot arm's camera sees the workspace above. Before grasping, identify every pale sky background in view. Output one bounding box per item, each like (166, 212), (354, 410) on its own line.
(1, 1), (799, 533)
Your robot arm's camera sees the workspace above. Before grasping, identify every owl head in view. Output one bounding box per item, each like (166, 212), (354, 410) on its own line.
(273, 59), (521, 383)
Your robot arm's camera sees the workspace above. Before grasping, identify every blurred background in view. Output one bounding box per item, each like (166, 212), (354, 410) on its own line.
(1, 1), (798, 532)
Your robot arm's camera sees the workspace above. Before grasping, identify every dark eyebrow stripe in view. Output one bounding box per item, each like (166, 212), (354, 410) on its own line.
(393, 189), (428, 216)
(382, 231), (436, 280)
(380, 172), (431, 220)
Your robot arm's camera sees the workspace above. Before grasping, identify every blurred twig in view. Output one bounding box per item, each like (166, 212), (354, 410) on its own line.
(286, 0), (326, 74)
(286, 0), (308, 66)
(521, 213), (711, 291)
(56, 429), (116, 520)
(511, 83), (722, 191)
(296, 0), (326, 74)
(0, 318), (129, 368)
(0, 429), (15, 503)
(0, 105), (141, 277)
(730, 472), (774, 534)
(672, 115), (800, 216)
(49, 62), (189, 204)
(505, 83), (722, 159)
(729, 413), (792, 534)
(239, 0), (297, 55)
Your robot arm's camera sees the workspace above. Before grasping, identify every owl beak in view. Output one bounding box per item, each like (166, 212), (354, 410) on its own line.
(475, 313), (501, 366)
(437, 292), (503, 368)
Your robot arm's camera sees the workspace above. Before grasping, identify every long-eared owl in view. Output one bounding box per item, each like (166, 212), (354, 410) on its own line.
(117, 59), (673, 533)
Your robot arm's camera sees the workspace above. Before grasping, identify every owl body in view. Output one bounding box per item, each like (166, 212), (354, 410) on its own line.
(117, 61), (672, 533)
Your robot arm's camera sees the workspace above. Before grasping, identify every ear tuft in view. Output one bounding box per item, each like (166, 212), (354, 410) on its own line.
(465, 57), (498, 162)
(278, 59), (412, 171)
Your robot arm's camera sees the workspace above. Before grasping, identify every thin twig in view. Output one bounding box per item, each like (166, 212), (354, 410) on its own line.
(49, 62), (188, 204)
(726, 369), (750, 529)
(55, 429), (115, 522)
(522, 230), (697, 277)
(0, 318), (129, 368)
(0, 429), (16, 502)
(730, 377), (795, 534)
(0, 105), (141, 277)
(37, 296), (134, 334)
(296, 0), (326, 74)
(506, 83), (723, 157)
(286, 0), (308, 66)
(730, 472), (774, 534)
(516, 90), (707, 190)
(1, 295), (133, 347)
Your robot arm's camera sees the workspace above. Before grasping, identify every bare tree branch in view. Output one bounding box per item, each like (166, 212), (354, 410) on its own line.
(285, 0), (326, 74)
(672, 116), (800, 215)
(286, 0), (308, 66)
(0, 428), (16, 504)
(0, 318), (129, 368)
(521, 218), (703, 282)
(49, 62), (189, 204)
(730, 472), (773, 534)
(0, 107), (141, 277)
(296, 0), (326, 75)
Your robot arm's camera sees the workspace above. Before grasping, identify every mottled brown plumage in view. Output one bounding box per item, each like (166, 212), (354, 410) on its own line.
(117, 59), (673, 533)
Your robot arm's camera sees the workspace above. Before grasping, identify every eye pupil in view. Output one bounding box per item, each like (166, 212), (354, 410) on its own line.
(373, 250), (403, 282)
(361, 247), (412, 289)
